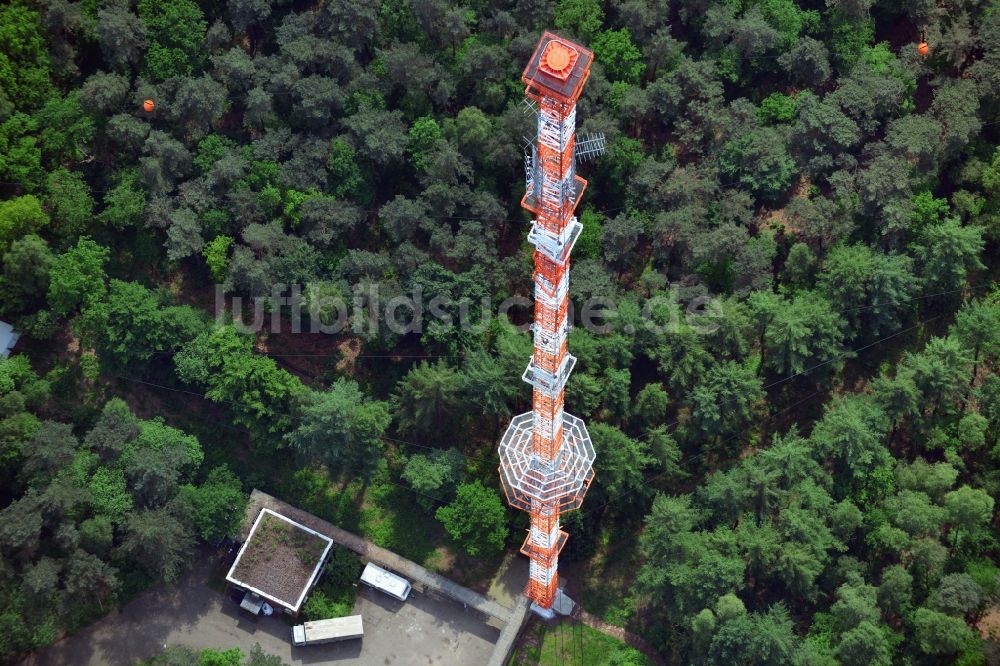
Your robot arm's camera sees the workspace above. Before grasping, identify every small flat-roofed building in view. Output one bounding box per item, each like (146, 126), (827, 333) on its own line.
(225, 508), (334, 615)
(0, 321), (20, 359)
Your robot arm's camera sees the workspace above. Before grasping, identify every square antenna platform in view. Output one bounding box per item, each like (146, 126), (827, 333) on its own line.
(522, 32), (593, 105)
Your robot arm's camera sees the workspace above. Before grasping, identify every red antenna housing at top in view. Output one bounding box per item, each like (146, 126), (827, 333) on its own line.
(522, 32), (593, 105)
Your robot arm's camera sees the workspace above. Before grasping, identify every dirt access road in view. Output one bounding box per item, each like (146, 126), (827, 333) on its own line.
(27, 555), (499, 666)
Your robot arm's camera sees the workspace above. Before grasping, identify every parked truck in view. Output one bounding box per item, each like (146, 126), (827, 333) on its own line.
(291, 615), (364, 646)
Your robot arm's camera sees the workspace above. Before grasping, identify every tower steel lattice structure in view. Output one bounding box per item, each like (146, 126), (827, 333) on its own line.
(498, 32), (597, 612)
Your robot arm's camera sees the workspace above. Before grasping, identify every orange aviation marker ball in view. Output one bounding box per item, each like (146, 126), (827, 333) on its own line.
(917, 42), (930, 56)
(143, 99), (155, 112)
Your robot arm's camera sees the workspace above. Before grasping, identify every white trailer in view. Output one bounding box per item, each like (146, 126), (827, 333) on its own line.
(360, 562), (412, 601)
(291, 615), (364, 646)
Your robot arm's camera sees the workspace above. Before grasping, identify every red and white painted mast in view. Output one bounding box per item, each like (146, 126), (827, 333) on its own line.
(499, 32), (596, 616)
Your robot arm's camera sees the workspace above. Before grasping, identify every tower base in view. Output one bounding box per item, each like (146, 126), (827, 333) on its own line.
(529, 588), (576, 619)
(530, 602), (557, 620)
(552, 588), (576, 616)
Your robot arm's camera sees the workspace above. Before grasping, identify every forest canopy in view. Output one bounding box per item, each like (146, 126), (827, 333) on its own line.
(1, 0), (1000, 664)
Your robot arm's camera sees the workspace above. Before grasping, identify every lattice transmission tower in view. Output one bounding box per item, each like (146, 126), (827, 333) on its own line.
(498, 32), (600, 616)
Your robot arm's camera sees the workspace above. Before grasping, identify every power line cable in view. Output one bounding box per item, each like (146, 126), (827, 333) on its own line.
(110, 306), (948, 532)
(107, 373), (462, 507)
(623, 309), (949, 444)
(109, 373), (506, 467)
(582, 387), (826, 519)
(150, 350), (468, 358)
(135, 280), (979, 362)
(581, 311), (946, 518)
(110, 276), (979, 480)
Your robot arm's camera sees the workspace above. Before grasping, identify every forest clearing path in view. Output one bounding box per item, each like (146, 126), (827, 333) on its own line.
(574, 608), (666, 666)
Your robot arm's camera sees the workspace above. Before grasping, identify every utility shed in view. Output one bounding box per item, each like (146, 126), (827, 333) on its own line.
(226, 508), (334, 614)
(0, 321), (20, 359)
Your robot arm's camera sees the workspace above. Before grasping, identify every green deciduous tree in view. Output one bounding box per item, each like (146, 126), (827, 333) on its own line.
(0, 233), (52, 313)
(554, 0), (604, 41)
(175, 326), (305, 442)
(286, 381), (390, 478)
(912, 607), (976, 655)
(179, 466), (246, 542)
(913, 217), (984, 293)
(0, 3), (54, 110)
(199, 648), (242, 666)
(406, 117), (442, 172)
(0, 195), (48, 253)
(99, 168), (146, 229)
(593, 29), (645, 84)
(810, 395), (890, 501)
(0, 114), (44, 191)
(391, 361), (465, 441)
(401, 448), (465, 511)
(35, 93), (94, 166)
(117, 506), (196, 582)
(46, 168), (93, 240)
(326, 137), (364, 199)
(137, 0), (207, 80)
(757, 291), (846, 378)
(78, 280), (168, 372)
(112, 411), (198, 474)
(202, 235), (232, 283)
(47, 237), (108, 317)
(718, 127), (795, 201)
(88, 467), (133, 522)
(690, 360), (763, 440)
(435, 481), (507, 557)
(758, 93), (797, 124)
